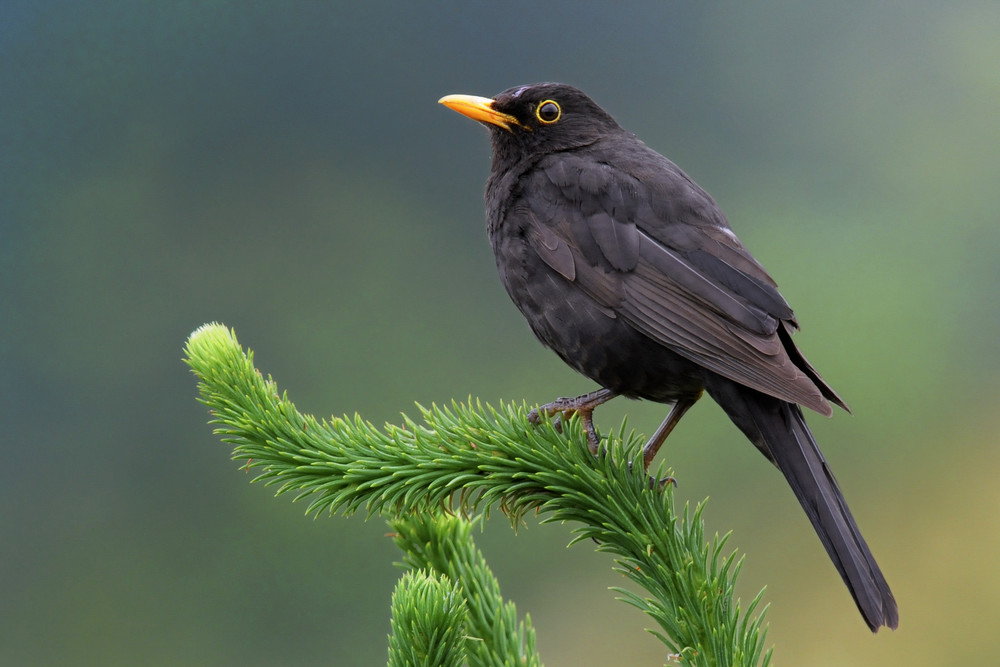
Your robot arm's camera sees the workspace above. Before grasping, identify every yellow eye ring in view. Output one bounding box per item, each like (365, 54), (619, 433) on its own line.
(535, 100), (561, 124)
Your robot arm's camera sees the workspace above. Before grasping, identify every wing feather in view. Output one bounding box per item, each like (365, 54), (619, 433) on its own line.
(521, 153), (840, 415)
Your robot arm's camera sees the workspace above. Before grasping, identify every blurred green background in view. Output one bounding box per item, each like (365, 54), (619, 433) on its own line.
(3, 2), (998, 665)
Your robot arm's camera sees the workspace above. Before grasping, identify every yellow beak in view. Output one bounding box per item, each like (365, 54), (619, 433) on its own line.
(438, 94), (522, 131)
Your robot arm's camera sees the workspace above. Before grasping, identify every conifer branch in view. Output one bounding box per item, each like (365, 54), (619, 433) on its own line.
(185, 322), (771, 666)
(391, 513), (541, 667)
(387, 570), (468, 667)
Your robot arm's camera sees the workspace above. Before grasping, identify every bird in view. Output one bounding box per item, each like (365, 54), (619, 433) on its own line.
(439, 82), (898, 632)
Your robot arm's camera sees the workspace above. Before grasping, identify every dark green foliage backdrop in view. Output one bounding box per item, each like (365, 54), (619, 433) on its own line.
(3, 2), (997, 664)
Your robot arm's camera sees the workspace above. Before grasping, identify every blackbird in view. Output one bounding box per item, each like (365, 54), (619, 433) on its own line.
(440, 83), (897, 631)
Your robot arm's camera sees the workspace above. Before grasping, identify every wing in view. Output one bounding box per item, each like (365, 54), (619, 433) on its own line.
(523, 152), (847, 415)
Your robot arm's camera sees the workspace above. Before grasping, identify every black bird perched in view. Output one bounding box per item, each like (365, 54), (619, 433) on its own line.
(440, 82), (897, 632)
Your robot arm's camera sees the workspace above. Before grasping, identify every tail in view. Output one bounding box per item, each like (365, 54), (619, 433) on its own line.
(703, 377), (899, 631)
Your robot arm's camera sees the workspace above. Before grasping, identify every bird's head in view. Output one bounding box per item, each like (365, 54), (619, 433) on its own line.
(440, 83), (622, 164)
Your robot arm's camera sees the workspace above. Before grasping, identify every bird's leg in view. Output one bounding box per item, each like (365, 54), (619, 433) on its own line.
(642, 395), (699, 471)
(528, 388), (617, 454)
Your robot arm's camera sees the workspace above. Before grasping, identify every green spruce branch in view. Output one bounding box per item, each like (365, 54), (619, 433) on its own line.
(387, 569), (468, 667)
(391, 514), (540, 667)
(184, 322), (772, 667)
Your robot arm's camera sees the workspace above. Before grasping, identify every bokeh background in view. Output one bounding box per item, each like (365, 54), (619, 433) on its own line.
(3, 2), (998, 665)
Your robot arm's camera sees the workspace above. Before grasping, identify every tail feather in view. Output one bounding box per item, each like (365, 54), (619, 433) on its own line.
(704, 377), (898, 631)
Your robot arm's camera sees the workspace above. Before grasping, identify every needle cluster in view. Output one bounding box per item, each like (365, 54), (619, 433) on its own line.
(184, 323), (771, 666)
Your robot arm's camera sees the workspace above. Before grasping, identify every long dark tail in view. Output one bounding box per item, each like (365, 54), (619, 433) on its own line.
(703, 376), (898, 631)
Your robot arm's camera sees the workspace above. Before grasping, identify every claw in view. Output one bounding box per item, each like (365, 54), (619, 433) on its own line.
(527, 390), (689, 486)
(528, 388), (617, 454)
(654, 475), (678, 489)
(628, 459), (678, 489)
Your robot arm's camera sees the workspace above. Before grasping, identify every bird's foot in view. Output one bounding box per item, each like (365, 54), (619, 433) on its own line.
(528, 388), (617, 455)
(627, 459), (678, 489)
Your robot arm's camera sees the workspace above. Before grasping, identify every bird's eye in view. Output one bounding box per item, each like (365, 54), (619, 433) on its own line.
(535, 100), (561, 124)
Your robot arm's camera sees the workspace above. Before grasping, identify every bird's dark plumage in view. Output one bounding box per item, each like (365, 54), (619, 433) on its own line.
(440, 82), (897, 631)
